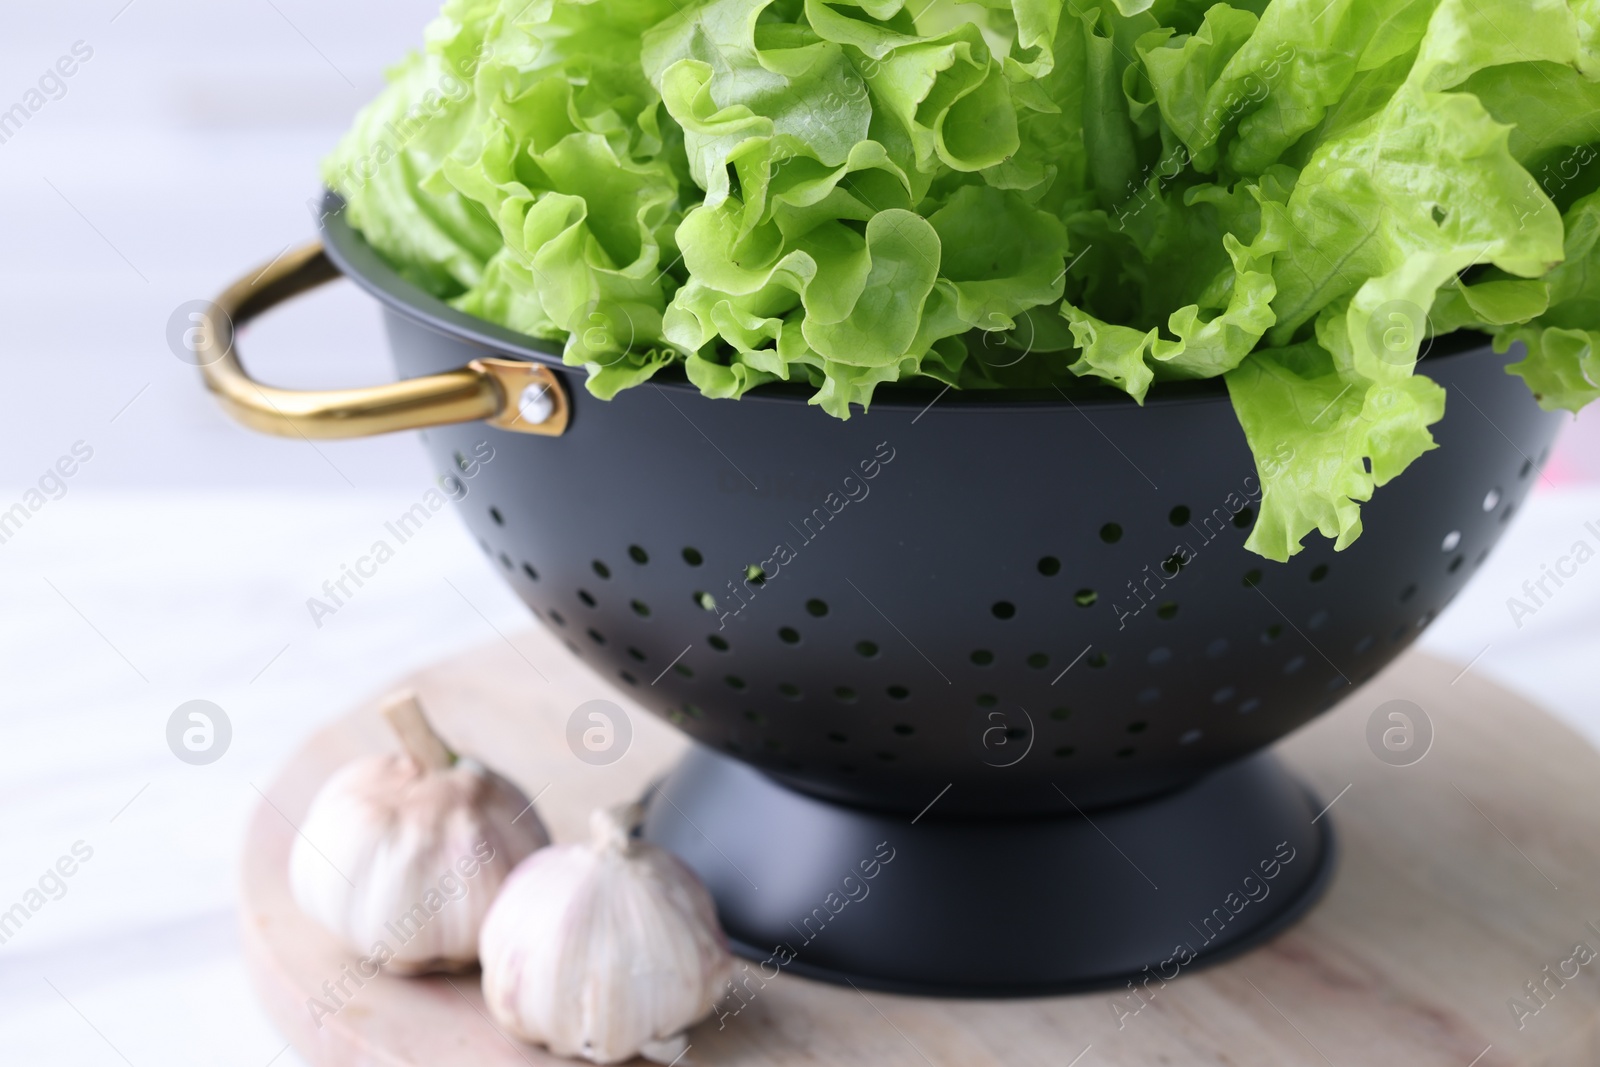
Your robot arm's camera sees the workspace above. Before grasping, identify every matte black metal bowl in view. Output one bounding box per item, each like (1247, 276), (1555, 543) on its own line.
(204, 192), (1562, 994)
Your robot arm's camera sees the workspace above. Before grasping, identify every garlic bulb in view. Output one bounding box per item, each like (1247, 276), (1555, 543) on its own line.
(480, 802), (733, 1064)
(290, 691), (549, 974)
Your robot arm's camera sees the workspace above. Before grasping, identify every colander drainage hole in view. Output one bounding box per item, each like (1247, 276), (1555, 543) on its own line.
(1128, 721), (1148, 733)
(1180, 729), (1202, 744)
(1239, 698), (1261, 714)
(694, 591), (716, 611)
(1260, 624), (1282, 643)
(856, 640), (880, 658)
(779, 683), (802, 700)
(498, 553), (513, 571)
(674, 663), (694, 679)
(682, 546), (704, 566)
(489, 507), (505, 526)
(1169, 506), (1190, 526)
(834, 687), (857, 702)
(1148, 647), (1172, 665)
(629, 545), (649, 564)
(1027, 653), (1049, 669)
(1233, 507), (1255, 529)
(1441, 530), (1462, 552)
(887, 685), (910, 700)
(1309, 564), (1329, 582)
(876, 752), (896, 762)
(1038, 556), (1061, 576)
(1086, 652), (1110, 669)
(522, 562), (539, 581)
(548, 610), (567, 627)
(1399, 583), (1418, 603)
(828, 732), (848, 744)
(1156, 601), (1179, 620)
(1283, 655), (1306, 674)
(1482, 488), (1501, 512)
(1353, 635), (1374, 654)
(578, 590), (596, 607)
(1100, 523), (1123, 543)
(707, 634), (730, 651)
(1448, 555), (1464, 574)
(892, 724), (915, 736)
(970, 649), (994, 666)
(806, 598), (829, 617)
(631, 599), (651, 617)
(976, 693), (998, 708)
(587, 628), (606, 645)
(592, 560), (611, 579)
(1054, 746), (1076, 758)
(1116, 747), (1137, 759)
(779, 626), (801, 644)
(1212, 686), (1236, 704)
(619, 671), (637, 686)
(744, 710), (766, 724)
(1075, 589), (1098, 607)
(1137, 687), (1160, 704)
(627, 647), (646, 662)
(1050, 707), (1071, 720)
(725, 675), (746, 690)
(992, 601), (1016, 619)
(1206, 638), (1229, 659)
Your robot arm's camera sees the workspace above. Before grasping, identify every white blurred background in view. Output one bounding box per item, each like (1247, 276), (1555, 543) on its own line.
(0, 3), (1596, 1064)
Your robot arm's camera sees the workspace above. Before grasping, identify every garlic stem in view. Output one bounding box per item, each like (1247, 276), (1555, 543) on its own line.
(591, 801), (643, 855)
(380, 691), (456, 770)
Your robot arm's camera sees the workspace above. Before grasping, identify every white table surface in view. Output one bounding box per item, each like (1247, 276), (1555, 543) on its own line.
(1, 3), (1598, 1065)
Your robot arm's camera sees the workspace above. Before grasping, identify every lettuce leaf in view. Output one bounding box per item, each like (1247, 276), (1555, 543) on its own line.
(1226, 337), (1446, 560)
(1501, 189), (1600, 411)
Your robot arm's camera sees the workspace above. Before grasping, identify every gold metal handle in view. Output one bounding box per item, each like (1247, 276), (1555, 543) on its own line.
(200, 241), (569, 439)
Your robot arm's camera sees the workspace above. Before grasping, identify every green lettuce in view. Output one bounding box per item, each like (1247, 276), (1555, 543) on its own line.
(327, 0), (1600, 560)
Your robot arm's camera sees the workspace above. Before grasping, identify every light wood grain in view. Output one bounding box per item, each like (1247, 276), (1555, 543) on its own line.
(240, 628), (1600, 1066)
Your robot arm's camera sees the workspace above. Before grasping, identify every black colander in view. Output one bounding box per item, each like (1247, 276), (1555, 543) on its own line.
(206, 194), (1563, 994)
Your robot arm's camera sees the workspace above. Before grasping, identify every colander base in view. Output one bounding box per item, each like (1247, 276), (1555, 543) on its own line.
(643, 746), (1335, 996)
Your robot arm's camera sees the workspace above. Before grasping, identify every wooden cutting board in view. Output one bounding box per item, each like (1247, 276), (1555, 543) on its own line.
(241, 629), (1600, 1066)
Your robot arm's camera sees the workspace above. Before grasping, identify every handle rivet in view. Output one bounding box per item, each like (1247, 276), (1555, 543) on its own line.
(518, 383), (555, 425)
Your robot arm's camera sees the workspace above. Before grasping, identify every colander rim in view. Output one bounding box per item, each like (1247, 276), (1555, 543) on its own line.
(317, 189), (1491, 412)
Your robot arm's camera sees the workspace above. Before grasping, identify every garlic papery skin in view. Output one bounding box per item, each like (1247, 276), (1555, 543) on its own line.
(480, 802), (733, 1064)
(289, 692), (550, 975)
